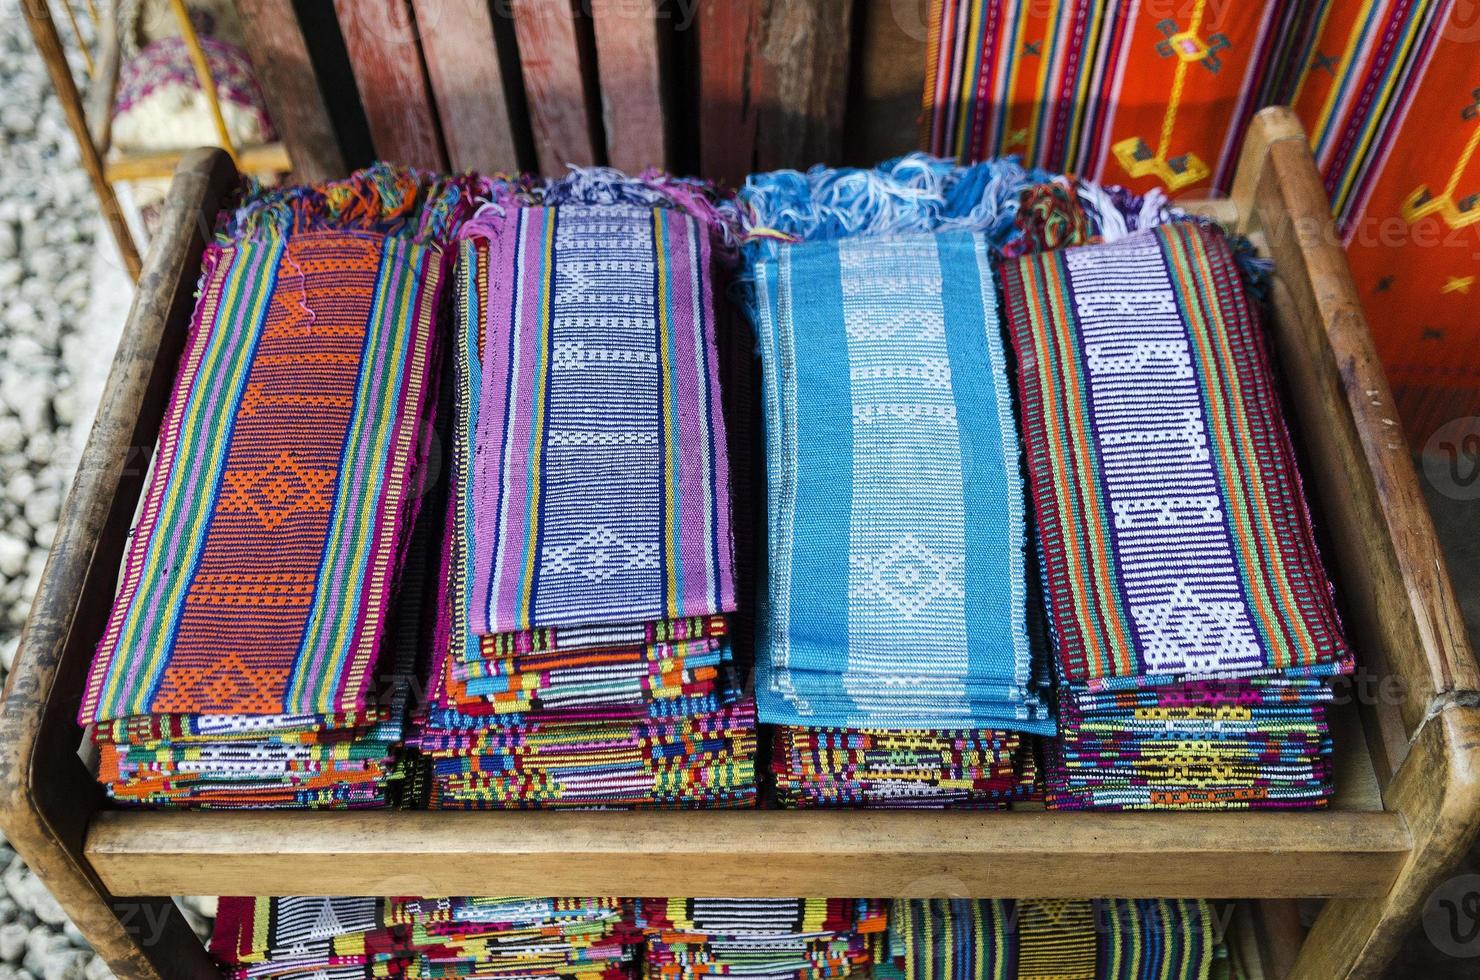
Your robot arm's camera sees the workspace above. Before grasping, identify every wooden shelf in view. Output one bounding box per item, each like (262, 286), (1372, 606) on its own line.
(84, 809), (1410, 899)
(5, 110), (1480, 979)
(83, 695), (1401, 900)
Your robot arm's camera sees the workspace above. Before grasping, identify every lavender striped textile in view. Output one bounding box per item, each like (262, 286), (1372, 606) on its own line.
(467, 201), (736, 635)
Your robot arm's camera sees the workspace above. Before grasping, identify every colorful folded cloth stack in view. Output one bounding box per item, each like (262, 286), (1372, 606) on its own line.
(211, 896), (640, 979)
(880, 899), (1221, 979)
(634, 898), (888, 979)
(771, 727), (1038, 809)
(411, 172), (758, 808)
(78, 166), (467, 808)
(1000, 220), (1354, 809)
(736, 156), (1194, 807)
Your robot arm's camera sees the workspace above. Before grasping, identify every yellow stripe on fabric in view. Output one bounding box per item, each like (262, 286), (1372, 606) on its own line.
(248, 896), (271, 961)
(1166, 227), (1315, 670)
(1311, 0), (1377, 158)
(1036, 257), (1134, 677)
(953, 0), (989, 159)
(1290, 0), (1338, 108)
(317, 241), (423, 708)
(112, 236), (282, 716)
(1020, 259), (1107, 679)
(997, 0), (1033, 157)
(344, 243), (436, 705)
(107, 244), (249, 714)
(1157, 0), (1207, 163)
(519, 212), (558, 625)
(1064, 3), (1107, 168)
(654, 210), (681, 617)
(1025, 0), (1063, 165)
(1333, 4), (1428, 211)
(286, 238), (411, 708)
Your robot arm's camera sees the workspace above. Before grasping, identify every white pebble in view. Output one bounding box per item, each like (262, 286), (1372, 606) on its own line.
(40, 949), (84, 980)
(0, 923), (25, 963)
(0, 536), (23, 578)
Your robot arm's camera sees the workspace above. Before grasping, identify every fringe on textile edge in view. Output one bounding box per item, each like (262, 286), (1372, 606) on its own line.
(218, 164), (482, 245)
(458, 167), (742, 261)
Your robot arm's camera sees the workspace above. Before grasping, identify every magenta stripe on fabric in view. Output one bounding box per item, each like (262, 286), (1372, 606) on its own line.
(465, 202), (736, 637)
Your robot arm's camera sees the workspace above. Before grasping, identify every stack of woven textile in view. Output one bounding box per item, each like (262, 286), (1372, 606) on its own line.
(211, 896), (640, 978)
(410, 172), (758, 808)
(77, 165), (466, 808)
(878, 899), (1227, 979)
(735, 156), (1199, 807)
(634, 898), (888, 978)
(1000, 220), (1353, 809)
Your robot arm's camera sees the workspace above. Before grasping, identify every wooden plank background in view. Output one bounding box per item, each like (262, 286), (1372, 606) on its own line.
(253, 0), (921, 180)
(332, 0), (447, 171)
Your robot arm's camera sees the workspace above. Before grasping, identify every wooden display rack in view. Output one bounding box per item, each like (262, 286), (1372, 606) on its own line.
(0, 108), (1476, 979)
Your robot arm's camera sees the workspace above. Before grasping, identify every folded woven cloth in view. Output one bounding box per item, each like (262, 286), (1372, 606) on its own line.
(635, 898), (888, 979)
(80, 165), (464, 723)
(882, 899), (1216, 980)
(740, 157), (1071, 732)
(772, 726), (1037, 809)
(1001, 221), (1352, 691)
(464, 191), (736, 635)
(411, 173), (759, 811)
(212, 896), (638, 979)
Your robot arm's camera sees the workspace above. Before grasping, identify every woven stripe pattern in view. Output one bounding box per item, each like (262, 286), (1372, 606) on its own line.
(749, 231), (1048, 732)
(80, 227), (440, 722)
(1002, 221), (1350, 689)
(468, 203), (734, 634)
(412, 181), (756, 810)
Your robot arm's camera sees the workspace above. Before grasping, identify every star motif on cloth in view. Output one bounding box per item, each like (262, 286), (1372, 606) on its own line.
(1443, 275), (1475, 295)
(543, 525), (659, 583)
(854, 534), (964, 619)
(1134, 581), (1259, 669)
(219, 452), (336, 530)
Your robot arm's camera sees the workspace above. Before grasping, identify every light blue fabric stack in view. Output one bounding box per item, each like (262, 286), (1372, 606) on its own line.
(736, 156), (1060, 734)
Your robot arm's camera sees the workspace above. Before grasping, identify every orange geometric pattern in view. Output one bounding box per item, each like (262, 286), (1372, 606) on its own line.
(218, 451), (336, 530)
(152, 651), (285, 714)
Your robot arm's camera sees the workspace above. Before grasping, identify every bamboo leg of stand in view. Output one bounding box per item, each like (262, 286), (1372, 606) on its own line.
(23, 0), (141, 278)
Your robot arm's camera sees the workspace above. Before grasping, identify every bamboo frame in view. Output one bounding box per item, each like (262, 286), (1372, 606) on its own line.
(23, 0), (288, 281)
(0, 110), (1476, 979)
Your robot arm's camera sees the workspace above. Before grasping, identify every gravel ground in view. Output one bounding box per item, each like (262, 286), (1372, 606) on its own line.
(0, 4), (212, 978)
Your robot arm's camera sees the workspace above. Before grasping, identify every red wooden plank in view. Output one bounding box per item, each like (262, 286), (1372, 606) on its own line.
(697, 0), (761, 188)
(589, 0), (666, 172)
(235, 0), (347, 181)
(697, 0), (853, 184)
(332, 0), (447, 170)
(412, 0), (520, 172)
(510, 0), (599, 173)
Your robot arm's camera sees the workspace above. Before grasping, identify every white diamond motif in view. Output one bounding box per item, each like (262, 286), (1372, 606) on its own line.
(543, 525), (659, 584)
(853, 534), (964, 619)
